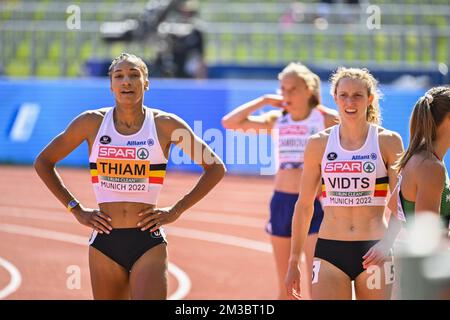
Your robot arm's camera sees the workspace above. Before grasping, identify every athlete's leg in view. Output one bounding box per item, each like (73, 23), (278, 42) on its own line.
(354, 256), (395, 300)
(129, 243), (168, 300)
(270, 235), (292, 300)
(89, 246), (130, 299)
(303, 233), (318, 299)
(312, 258), (353, 300)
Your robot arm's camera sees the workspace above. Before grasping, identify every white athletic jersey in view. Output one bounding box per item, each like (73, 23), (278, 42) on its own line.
(89, 107), (168, 205)
(274, 108), (325, 170)
(321, 124), (388, 207)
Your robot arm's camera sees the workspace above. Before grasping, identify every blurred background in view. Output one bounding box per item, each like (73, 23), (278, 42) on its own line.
(1, 0), (449, 80)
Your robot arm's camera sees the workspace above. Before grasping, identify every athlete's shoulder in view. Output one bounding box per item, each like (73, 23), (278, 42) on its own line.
(71, 107), (110, 127)
(152, 108), (184, 123)
(377, 126), (404, 163)
(412, 152), (446, 172)
(150, 107), (172, 121)
(317, 104), (339, 117)
(316, 125), (335, 138)
(410, 152), (446, 185)
(377, 126), (403, 145)
(307, 125), (334, 148)
(151, 107), (190, 132)
(317, 105), (339, 128)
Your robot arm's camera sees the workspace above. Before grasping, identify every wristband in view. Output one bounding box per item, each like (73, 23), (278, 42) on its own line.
(67, 199), (80, 212)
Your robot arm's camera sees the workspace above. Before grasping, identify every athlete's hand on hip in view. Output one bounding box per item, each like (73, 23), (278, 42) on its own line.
(72, 206), (112, 234)
(362, 240), (392, 269)
(137, 206), (180, 232)
(285, 261), (302, 300)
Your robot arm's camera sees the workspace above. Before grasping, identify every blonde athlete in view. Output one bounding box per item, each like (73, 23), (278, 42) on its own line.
(34, 53), (225, 299)
(222, 63), (338, 299)
(285, 67), (404, 300)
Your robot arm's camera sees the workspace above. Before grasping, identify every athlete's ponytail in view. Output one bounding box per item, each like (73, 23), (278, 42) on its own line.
(394, 86), (450, 172)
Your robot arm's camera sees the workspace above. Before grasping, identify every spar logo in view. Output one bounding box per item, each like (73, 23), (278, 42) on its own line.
(137, 148), (149, 160)
(363, 161), (375, 173)
(98, 146), (136, 159)
(324, 161), (362, 173)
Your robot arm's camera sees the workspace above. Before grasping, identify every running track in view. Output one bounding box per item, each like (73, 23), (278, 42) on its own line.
(0, 165), (280, 299)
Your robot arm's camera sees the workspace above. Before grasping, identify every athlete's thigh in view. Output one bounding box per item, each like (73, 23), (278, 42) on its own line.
(305, 233), (318, 270)
(312, 258), (353, 300)
(270, 235), (292, 299)
(300, 234), (318, 300)
(129, 243), (168, 300)
(270, 235), (291, 278)
(354, 256), (395, 300)
(89, 246), (130, 300)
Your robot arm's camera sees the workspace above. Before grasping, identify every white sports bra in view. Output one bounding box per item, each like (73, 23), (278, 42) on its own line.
(321, 124), (388, 207)
(89, 107), (168, 205)
(274, 108), (325, 170)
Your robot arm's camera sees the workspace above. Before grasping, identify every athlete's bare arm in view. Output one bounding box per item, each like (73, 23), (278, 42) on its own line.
(285, 131), (329, 299)
(362, 129), (404, 268)
(221, 95), (283, 133)
(379, 128), (404, 194)
(414, 157), (446, 214)
(34, 110), (113, 233)
(317, 104), (340, 128)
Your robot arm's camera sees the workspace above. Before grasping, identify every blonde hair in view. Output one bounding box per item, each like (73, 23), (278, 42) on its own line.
(330, 67), (381, 125)
(394, 86), (450, 172)
(278, 62), (321, 108)
(108, 53), (148, 79)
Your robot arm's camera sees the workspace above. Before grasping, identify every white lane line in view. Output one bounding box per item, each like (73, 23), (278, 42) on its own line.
(0, 207), (266, 228)
(167, 264), (191, 301)
(0, 207), (74, 222)
(0, 224), (87, 245)
(0, 224), (189, 300)
(167, 226), (272, 253)
(0, 257), (22, 299)
(183, 211), (265, 228)
(0, 205), (75, 222)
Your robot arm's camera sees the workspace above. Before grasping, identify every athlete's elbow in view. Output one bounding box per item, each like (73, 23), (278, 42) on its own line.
(34, 152), (53, 175)
(221, 117), (233, 129)
(221, 116), (242, 130)
(212, 161), (227, 180)
(33, 153), (44, 173)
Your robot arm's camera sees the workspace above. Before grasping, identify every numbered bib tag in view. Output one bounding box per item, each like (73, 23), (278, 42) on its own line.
(312, 260), (321, 284)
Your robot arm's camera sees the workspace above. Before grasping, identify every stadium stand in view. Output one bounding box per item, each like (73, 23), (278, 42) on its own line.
(0, 0), (449, 83)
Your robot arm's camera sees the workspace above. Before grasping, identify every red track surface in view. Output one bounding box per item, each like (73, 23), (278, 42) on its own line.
(0, 165), (280, 300)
